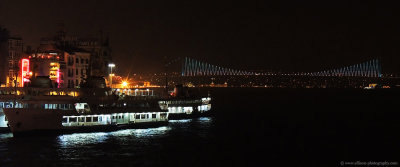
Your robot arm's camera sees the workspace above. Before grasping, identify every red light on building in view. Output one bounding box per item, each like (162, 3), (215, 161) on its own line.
(21, 59), (30, 87)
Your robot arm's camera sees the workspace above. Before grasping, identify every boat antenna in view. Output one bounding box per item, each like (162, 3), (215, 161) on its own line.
(164, 56), (168, 96)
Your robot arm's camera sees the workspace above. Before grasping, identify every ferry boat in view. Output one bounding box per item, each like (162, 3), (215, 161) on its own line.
(2, 77), (169, 136)
(159, 84), (212, 119)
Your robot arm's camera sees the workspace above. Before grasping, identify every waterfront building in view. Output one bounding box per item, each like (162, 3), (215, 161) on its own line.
(24, 25), (111, 88)
(28, 44), (90, 88)
(0, 37), (24, 87)
(65, 52), (90, 88)
(43, 25), (112, 77)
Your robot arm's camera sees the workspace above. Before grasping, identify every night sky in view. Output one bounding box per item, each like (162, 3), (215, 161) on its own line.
(1, 0), (399, 75)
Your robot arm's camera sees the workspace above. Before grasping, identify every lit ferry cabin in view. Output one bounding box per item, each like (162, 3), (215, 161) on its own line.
(158, 84), (212, 119)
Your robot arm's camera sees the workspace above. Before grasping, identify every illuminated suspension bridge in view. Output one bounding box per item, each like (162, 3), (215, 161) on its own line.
(182, 57), (256, 76)
(181, 57), (382, 78)
(308, 59), (382, 77)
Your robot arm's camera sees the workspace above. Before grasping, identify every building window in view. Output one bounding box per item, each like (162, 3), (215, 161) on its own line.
(81, 69), (84, 76)
(76, 69), (78, 75)
(76, 58), (79, 64)
(68, 69), (73, 77)
(81, 59), (84, 64)
(86, 59), (89, 64)
(68, 58), (74, 66)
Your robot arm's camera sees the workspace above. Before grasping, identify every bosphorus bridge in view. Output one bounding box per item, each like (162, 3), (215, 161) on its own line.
(181, 57), (382, 78)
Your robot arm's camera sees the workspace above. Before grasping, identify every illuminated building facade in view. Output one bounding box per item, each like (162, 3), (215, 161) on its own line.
(41, 25), (112, 77)
(65, 52), (90, 88)
(29, 48), (63, 87)
(1, 26), (111, 88)
(29, 46), (90, 88)
(0, 37), (24, 87)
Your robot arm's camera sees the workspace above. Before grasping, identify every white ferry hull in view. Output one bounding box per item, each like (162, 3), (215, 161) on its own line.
(4, 108), (169, 136)
(4, 108), (66, 133)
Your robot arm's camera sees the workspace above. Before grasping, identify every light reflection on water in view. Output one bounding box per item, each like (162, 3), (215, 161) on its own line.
(168, 119), (193, 123)
(109, 126), (171, 137)
(58, 132), (109, 148)
(198, 117), (212, 122)
(57, 126), (172, 148)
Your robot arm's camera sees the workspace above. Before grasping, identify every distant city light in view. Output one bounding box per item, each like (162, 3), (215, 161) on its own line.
(122, 81), (128, 87)
(108, 63), (115, 68)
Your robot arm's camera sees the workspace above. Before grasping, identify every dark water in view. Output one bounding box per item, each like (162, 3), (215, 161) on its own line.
(1, 88), (399, 167)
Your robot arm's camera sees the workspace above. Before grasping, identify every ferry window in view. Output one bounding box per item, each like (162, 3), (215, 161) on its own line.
(45, 104), (49, 109)
(78, 117), (84, 122)
(62, 118), (68, 123)
(122, 115), (124, 119)
(152, 114), (156, 118)
(99, 117), (102, 122)
(86, 117), (92, 122)
(93, 117), (98, 122)
(135, 115), (140, 119)
(69, 117), (77, 122)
